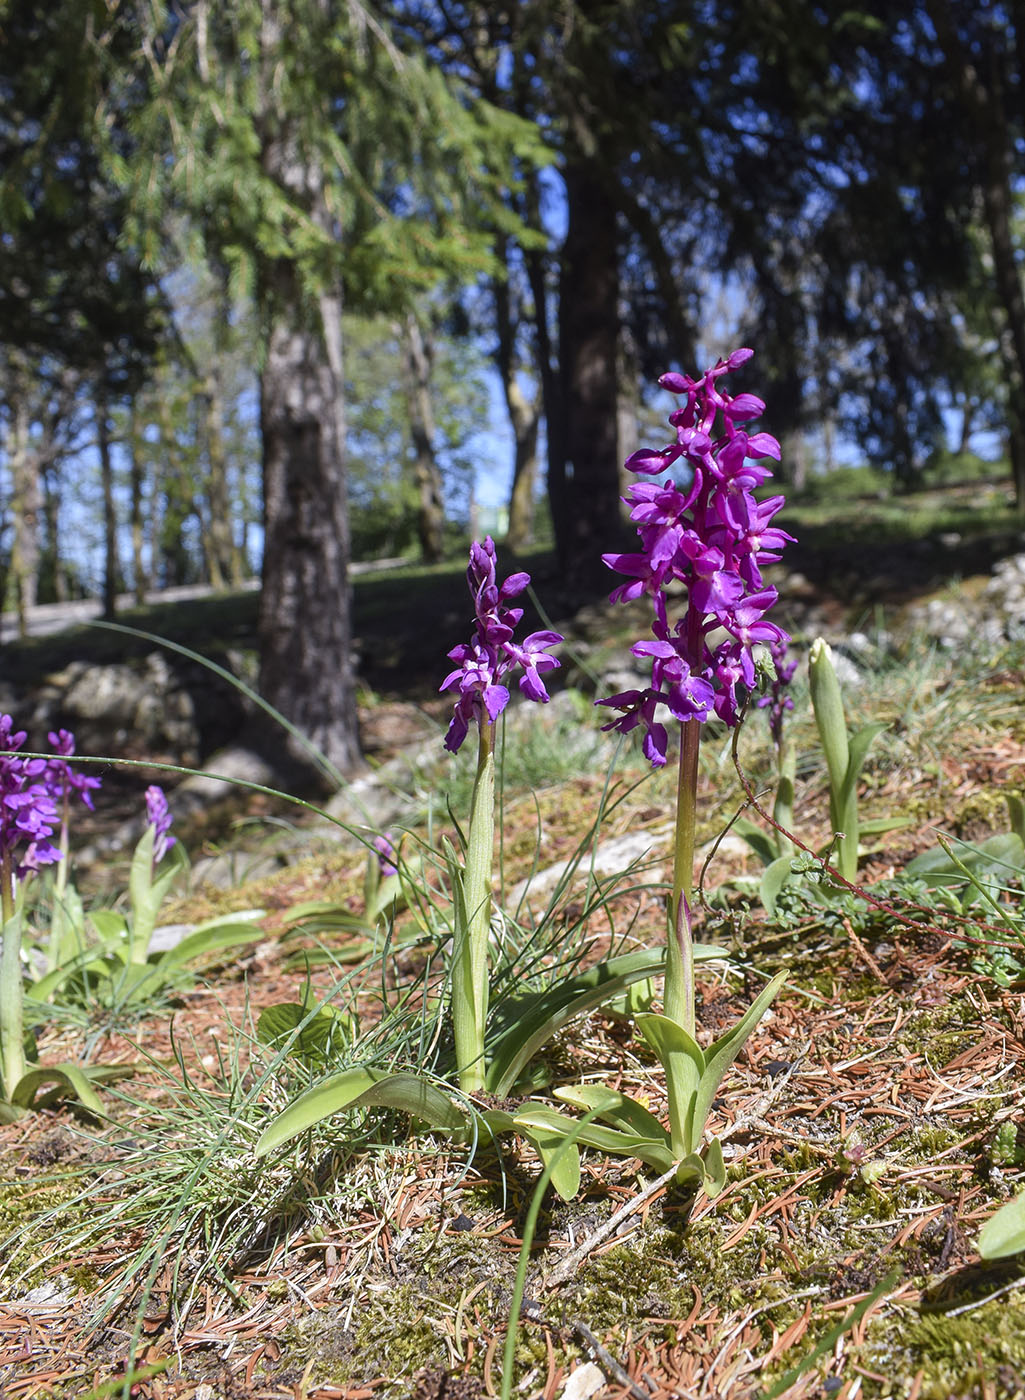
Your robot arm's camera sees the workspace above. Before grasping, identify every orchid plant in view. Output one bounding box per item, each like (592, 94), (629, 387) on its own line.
(255, 539), (723, 1165)
(515, 349), (792, 1196)
(0, 718), (110, 1117)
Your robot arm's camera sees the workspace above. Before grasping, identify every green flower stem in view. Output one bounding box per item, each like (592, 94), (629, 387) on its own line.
(666, 718), (700, 1036)
(453, 724), (496, 1093)
(0, 853), (25, 1097)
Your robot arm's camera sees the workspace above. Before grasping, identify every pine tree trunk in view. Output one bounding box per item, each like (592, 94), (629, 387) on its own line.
(129, 401), (148, 604)
(491, 243), (540, 553)
(203, 273), (238, 588)
(257, 257), (360, 777)
(97, 387), (120, 620)
(7, 367), (41, 637)
(400, 313), (445, 564)
(557, 159), (622, 593)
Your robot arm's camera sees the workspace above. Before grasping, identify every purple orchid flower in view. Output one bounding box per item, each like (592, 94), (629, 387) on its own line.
(145, 785), (176, 863)
(0, 715), (62, 881)
(600, 350), (795, 766)
(47, 729), (102, 812)
(441, 537), (563, 754)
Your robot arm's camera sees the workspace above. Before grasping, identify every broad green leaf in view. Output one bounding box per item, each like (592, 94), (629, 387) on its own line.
(255, 1069), (464, 1157)
(524, 1123), (581, 1201)
(89, 910), (129, 945)
(693, 971), (787, 1139)
(761, 853), (799, 918)
(257, 1001), (353, 1064)
(636, 1013), (706, 1156)
(978, 1192), (1025, 1259)
(152, 918), (265, 972)
(1007, 794), (1025, 846)
(11, 1064), (104, 1116)
(838, 722), (889, 813)
(808, 638), (849, 796)
(485, 945), (727, 1097)
(554, 1084), (670, 1142)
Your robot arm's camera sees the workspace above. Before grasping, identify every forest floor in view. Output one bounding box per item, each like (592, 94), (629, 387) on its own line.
(2, 482), (1025, 1400)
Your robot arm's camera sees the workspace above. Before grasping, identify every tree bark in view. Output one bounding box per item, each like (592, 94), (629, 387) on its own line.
(97, 386), (120, 620)
(400, 312), (445, 564)
(492, 236), (541, 553)
(128, 401), (148, 604)
(931, 1), (1025, 514)
(202, 272), (238, 588)
(257, 257), (360, 777)
(6, 359), (41, 637)
(556, 158), (622, 592)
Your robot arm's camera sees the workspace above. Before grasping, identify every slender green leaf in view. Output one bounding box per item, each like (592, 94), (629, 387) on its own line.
(254, 1069), (464, 1156)
(554, 1084), (670, 1142)
(485, 945), (727, 1097)
(10, 1063), (104, 1116)
(693, 972), (787, 1139)
(760, 1271), (898, 1400)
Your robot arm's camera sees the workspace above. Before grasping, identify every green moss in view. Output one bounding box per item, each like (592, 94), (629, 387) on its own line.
(0, 1174), (93, 1291)
(852, 1292), (1025, 1399)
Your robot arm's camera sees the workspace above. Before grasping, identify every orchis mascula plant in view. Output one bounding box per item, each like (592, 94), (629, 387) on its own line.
(439, 536), (562, 1091)
(0, 719), (108, 1117)
(536, 350), (793, 1195)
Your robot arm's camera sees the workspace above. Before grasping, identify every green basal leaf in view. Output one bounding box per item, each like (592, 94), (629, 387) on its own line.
(152, 917), (266, 972)
(978, 1191), (1025, 1259)
(760, 853), (800, 918)
(693, 971), (787, 1139)
(523, 1122), (581, 1201)
(257, 1000), (354, 1065)
(254, 1069), (464, 1157)
(11, 1063), (105, 1116)
(838, 722), (889, 814)
(636, 1012), (706, 1153)
(808, 638), (850, 797)
(485, 945), (727, 1098)
(554, 1084), (671, 1143)
(513, 1105), (678, 1174)
(859, 815), (915, 835)
(702, 1137), (727, 1197)
(90, 910), (129, 945)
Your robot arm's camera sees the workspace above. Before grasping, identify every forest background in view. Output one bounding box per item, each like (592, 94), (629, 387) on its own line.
(1, 0), (1023, 774)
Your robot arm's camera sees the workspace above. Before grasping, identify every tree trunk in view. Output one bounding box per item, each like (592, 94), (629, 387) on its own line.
(203, 272), (238, 588)
(97, 387), (120, 620)
(128, 401), (148, 604)
(491, 238), (540, 553)
(556, 159), (622, 592)
(6, 366), (41, 637)
(257, 258), (360, 777)
(400, 312), (445, 564)
(931, 0), (1025, 514)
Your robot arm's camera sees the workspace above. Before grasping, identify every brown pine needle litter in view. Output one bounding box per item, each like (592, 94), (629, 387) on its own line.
(3, 654), (1025, 1399)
